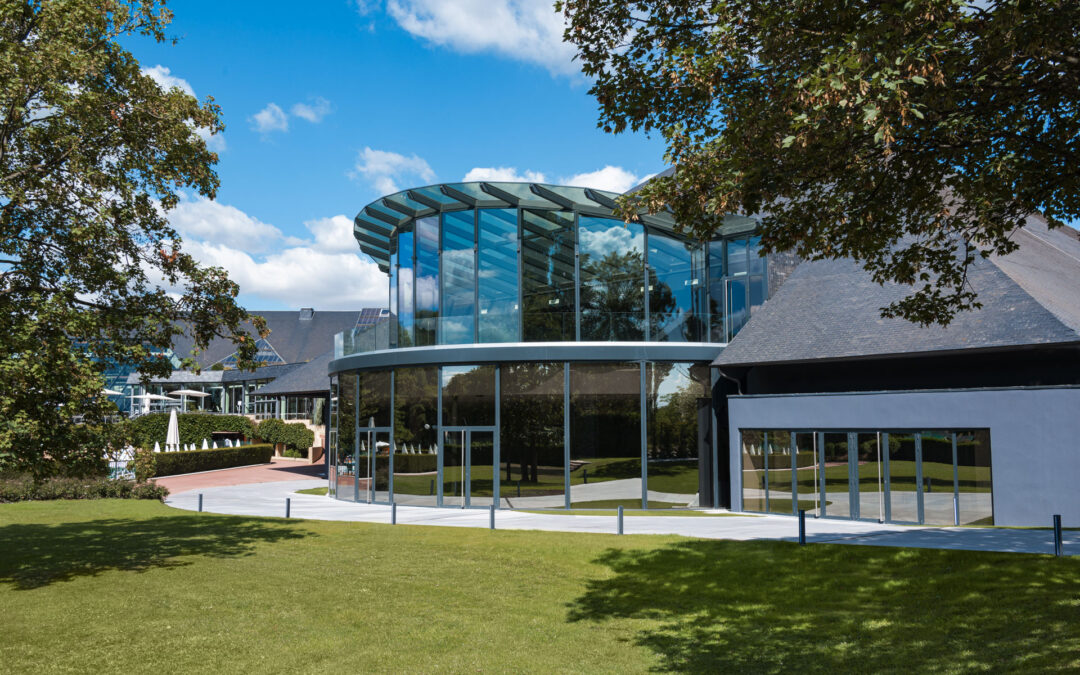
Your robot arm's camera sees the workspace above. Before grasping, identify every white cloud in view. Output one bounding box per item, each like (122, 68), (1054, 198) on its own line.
(291, 97), (332, 123)
(141, 65), (225, 152)
(462, 166), (547, 183)
(167, 194), (285, 253)
(352, 147), (435, 195)
(304, 215), (358, 253)
(561, 166), (642, 193)
(250, 103), (289, 134)
(579, 223), (644, 257)
(385, 0), (577, 76)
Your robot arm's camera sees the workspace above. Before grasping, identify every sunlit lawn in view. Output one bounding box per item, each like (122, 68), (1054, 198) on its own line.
(3, 500), (1078, 673)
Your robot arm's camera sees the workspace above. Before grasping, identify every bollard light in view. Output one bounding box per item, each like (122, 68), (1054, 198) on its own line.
(490, 503), (495, 530)
(798, 509), (806, 546)
(285, 497), (291, 519)
(198, 493), (203, 513)
(1054, 514), (1064, 557)
(392, 502), (397, 525)
(617, 505), (624, 535)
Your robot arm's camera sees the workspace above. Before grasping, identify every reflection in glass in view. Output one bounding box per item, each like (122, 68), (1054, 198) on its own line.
(887, 433), (919, 522)
(646, 363), (708, 508)
(579, 217), (645, 341)
(521, 210), (575, 341)
(440, 210), (475, 345)
(389, 234), (399, 349)
(392, 367), (438, 506)
(920, 431), (954, 525)
(794, 432), (818, 515)
(822, 433), (850, 518)
(708, 240), (725, 341)
(329, 376), (339, 498)
(469, 430), (496, 507)
(373, 431), (390, 503)
(570, 362), (642, 508)
(856, 432), (884, 522)
(648, 232), (705, 342)
(443, 430), (465, 507)
(500, 362), (565, 508)
(478, 209), (519, 343)
(337, 373), (357, 502)
(741, 430), (766, 513)
(357, 370), (392, 428)
(396, 229), (414, 347)
(956, 430), (993, 525)
(414, 216), (439, 346)
(766, 431), (793, 514)
(441, 365), (496, 426)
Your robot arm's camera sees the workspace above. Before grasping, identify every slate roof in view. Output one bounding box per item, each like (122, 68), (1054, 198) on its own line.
(125, 361), (304, 386)
(713, 218), (1080, 368)
(254, 350), (333, 396)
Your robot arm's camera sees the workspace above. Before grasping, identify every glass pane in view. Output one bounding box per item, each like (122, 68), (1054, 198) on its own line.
(440, 365), (496, 426)
(373, 431), (390, 503)
(708, 240), (725, 341)
(726, 277), (748, 341)
(500, 362), (565, 508)
(887, 432), (919, 522)
(749, 274), (766, 314)
(470, 430), (496, 507)
(794, 432), (819, 515)
(443, 430), (465, 507)
(822, 433), (850, 518)
(921, 431), (955, 525)
(740, 430), (766, 513)
(570, 362), (642, 508)
(396, 229), (415, 347)
(856, 432), (885, 522)
(957, 429), (993, 525)
(389, 236), (399, 349)
(357, 370), (392, 428)
(329, 377), (339, 497)
(440, 210), (475, 345)
(521, 209), (575, 341)
(646, 363), (708, 508)
(648, 232), (704, 342)
(579, 216), (645, 341)
(336, 373), (357, 501)
(414, 216), (439, 346)
(748, 235), (765, 275)
(392, 367), (438, 505)
(727, 237), (748, 277)
(478, 209), (520, 343)
(766, 431), (793, 514)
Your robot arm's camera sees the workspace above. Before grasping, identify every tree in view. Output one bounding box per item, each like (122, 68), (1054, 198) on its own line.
(557, 0), (1080, 325)
(0, 1), (267, 480)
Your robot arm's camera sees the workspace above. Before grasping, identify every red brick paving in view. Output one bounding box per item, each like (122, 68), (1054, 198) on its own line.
(154, 458), (324, 493)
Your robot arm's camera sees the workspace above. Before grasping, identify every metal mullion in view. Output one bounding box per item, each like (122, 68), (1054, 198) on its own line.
(437, 213), (445, 346)
(763, 430), (770, 513)
(643, 227), (650, 341)
(915, 433), (925, 524)
(494, 366), (501, 509)
(710, 369), (720, 509)
(951, 432), (960, 526)
(883, 432), (892, 522)
(817, 431), (826, 517)
(464, 429), (471, 508)
(353, 375), (360, 503)
(436, 366), (443, 507)
(473, 209), (479, 344)
(389, 371), (395, 504)
(574, 213), (581, 342)
(564, 361), (571, 509)
(640, 361), (647, 509)
(790, 431), (798, 516)
(848, 431), (858, 519)
(517, 208), (524, 341)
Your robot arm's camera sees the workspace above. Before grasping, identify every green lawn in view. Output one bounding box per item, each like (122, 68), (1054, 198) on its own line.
(294, 486), (327, 496)
(3, 500), (1079, 673)
(521, 508), (745, 518)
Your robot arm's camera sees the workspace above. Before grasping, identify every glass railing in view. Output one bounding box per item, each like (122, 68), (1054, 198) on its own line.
(335, 320), (393, 358)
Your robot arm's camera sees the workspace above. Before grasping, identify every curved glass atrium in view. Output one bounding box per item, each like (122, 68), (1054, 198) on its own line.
(337, 181), (768, 355)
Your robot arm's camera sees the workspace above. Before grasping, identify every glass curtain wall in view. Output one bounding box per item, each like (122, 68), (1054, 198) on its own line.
(521, 209), (576, 341)
(648, 232), (705, 342)
(441, 365), (496, 507)
(396, 229), (414, 347)
(579, 217), (645, 341)
(392, 367), (438, 505)
(740, 430), (766, 512)
(329, 376), (338, 497)
(957, 430), (993, 525)
(500, 362), (565, 508)
(414, 217), (439, 346)
(477, 209), (519, 343)
(569, 362), (642, 509)
(440, 210), (476, 345)
(708, 236), (768, 342)
(646, 363), (709, 508)
(337, 373), (357, 502)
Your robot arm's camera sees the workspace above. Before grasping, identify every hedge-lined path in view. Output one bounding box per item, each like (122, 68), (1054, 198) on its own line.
(153, 458), (324, 494)
(164, 479), (1080, 555)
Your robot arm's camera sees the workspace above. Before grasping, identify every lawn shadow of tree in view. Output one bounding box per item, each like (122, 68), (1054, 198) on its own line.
(0, 514), (313, 590)
(568, 540), (1080, 673)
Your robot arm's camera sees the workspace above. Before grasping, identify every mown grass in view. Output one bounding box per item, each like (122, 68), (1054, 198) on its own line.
(3, 500), (1079, 673)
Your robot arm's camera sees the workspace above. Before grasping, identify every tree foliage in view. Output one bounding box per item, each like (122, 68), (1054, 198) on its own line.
(558, 0), (1080, 325)
(0, 1), (267, 479)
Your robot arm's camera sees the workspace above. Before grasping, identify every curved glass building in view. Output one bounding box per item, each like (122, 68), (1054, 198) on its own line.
(328, 181), (768, 510)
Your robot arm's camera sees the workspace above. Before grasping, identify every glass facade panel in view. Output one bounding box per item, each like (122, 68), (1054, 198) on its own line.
(887, 433), (919, 522)
(389, 235), (399, 349)
(329, 376), (339, 497)
(443, 429), (465, 507)
(500, 362), (564, 508)
(957, 430), (993, 525)
(766, 431), (793, 514)
(440, 365), (496, 427)
(707, 240), (725, 342)
(440, 210), (475, 345)
(357, 370), (392, 428)
(337, 373), (357, 502)
(469, 430), (496, 508)
(794, 432), (818, 515)
(373, 431), (390, 503)
(414, 216), (439, 346)
(579, 217), (645, 341)
(856, 432), (885, 522)
(920, 431), (954, 525)
(646, 363), (708, 508)
(392, 367), (438, 506)
(521, 209), (575, 341)
(648, 232), (704, 342)
(740, 430), (766, 513)
(396, 229), (414, 347)
(477, 209), (520, 343)
(570, 362), (642, 508)
(822, 433), (850, 518)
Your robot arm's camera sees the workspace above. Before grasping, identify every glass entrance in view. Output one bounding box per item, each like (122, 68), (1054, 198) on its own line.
(356, 427), (391, 503)
(821, 433), (850, 518)
(442, 428), (498, 508)
(855, 432), (885, 522)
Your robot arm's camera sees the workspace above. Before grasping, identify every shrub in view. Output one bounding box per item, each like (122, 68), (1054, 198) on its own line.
(153, 444), (274, 477)
(391, 453), (437, 474)
(283, 448), (302, 458)
(130, 447), (158, 482)
(0, 475), (169, 503)
(127, 413), (256, 449)
(256, 419), (314, 452)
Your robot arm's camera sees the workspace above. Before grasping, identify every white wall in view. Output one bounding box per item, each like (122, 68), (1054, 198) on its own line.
(727, 386), (1080, 526)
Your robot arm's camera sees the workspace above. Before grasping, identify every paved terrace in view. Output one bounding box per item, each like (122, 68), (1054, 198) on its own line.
(163, 475), (1079, 556)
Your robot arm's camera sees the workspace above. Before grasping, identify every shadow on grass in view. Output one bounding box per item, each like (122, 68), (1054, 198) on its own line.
(568, 540), (1080, 672)
(0, 515), (312, 591)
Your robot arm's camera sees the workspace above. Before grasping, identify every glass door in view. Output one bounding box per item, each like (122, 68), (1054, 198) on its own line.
(856, 432), (885, 522)
(442, 429), (497, 508)
(821, 433), (851, 518)
(443, 430), (466, 508)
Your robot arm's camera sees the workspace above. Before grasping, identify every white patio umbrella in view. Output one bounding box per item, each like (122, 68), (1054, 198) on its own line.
(201, 438), (209, 450)
(102, 388), (123, 396)
(171, 388), (209, 410)
(212, 441), (218, 449)
(153, 441), (161, 453)
(165, 409), (180, 451)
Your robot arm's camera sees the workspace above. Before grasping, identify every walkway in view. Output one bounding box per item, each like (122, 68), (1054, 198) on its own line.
(153, 458), (323, 494)
(164, 478), (1079, 556)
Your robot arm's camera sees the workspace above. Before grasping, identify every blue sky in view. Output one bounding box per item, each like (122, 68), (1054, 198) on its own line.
(126, 1), (665, 310)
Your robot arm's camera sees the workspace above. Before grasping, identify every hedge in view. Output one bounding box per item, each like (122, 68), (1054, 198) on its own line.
(256, 418), (315, 452)
(0, 475), (169, 503)
(127, 413), (256, 450)
(153, 444), (275, 477)
(390, 453), (437, 473)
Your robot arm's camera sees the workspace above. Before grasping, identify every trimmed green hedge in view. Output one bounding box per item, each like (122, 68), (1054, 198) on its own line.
(0, 475), (169, 503)
(154, 444), (274, 477)
(392, 453), (437, 474)
(127, 413), (256, 449)
(256, 419), (315, 452)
